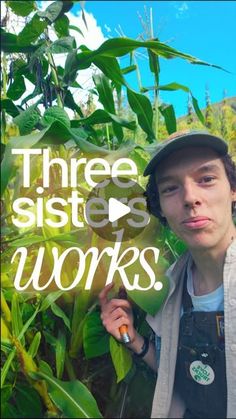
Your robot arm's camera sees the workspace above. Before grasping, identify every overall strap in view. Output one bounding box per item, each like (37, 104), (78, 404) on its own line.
(182, 271), (193, 314)
(182, 272), (194, 336)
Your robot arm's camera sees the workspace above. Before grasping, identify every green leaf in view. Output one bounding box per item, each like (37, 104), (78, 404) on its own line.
(77, 109), (135, 130)
(148, 49), (160, 86)
(39, 291), (64, 312)
(92, 74), (124, 141)
(93, 74), (115, 113)
(39, 359), (54, 376)
(64, 50), (78, 85)
(11, 293), (25, 344)
(1, 99), (20, 117)
(49, 36), (76, 53)
(158, 82), (190, 93)
(1, 306), (40, 388)
(93, 55), (125, 86)
(127, 88), (155, 142)
(75, 47), (125, 86)
(83, 310), (109, 359)
(157, 83), (205, 125)
(158, 103), (177, 135)
(37, 1), (74, 23)
(20, 87), (42, 107)
(31, 371), (103, 418)
(15, 385), (43, 418)
(70, 292), (91, 358)
(28, 331), (41, 358)
(54, 15), (70, 37)
(7, 1), (36, 17)
(69, 24), (84, 37)
(51, 302), (71, 331)
(1, 385), (12, 405)
(92, 38), (227, 71)
(8, 235), (47, 247)
(0, 29), (40, 53)
(1, 121), (111, 196)
(38, 1), (63, 22)
(41, 106), (71, 128)
(7, 76), (26, 101)
(191, 95), (205, 125)
(13, 104), (40, 135)
(1, 402), (18, 418)
(56, 329), (66, 379)
(109, 336), (132, 383)
(64, 90), (83, 116)
(18, 15), (48, 46)
(122, 64), (137, 75)
(128, 147), (150, 173)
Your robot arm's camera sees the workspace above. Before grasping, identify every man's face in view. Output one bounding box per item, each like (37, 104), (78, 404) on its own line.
(156, 147), (236, 252)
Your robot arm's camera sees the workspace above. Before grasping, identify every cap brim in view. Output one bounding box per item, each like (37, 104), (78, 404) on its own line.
(143, 132), (228, 176)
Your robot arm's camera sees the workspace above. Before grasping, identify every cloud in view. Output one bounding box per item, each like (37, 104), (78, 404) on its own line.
(1, 1), (29, 33)
(173, 1), (189, 19)
(104, 23), (112, 34)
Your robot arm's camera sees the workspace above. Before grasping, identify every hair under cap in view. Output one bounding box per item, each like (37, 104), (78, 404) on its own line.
(143, 130), (228, 177)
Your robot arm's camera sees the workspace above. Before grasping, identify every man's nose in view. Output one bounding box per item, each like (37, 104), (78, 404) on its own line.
(182, 181), (201, 208)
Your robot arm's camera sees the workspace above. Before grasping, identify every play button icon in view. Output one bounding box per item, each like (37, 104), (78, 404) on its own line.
(108, 198), (131, 223)
(85, 177), (149, 242)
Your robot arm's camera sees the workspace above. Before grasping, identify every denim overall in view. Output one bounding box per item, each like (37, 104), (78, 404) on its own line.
(174, 278), (227, 418)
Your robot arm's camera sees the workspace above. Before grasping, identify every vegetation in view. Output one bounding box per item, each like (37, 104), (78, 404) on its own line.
(1, 1), (235, 418)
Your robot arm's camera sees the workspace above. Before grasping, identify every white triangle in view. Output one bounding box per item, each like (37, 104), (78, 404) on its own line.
(108, 198), (131, 223)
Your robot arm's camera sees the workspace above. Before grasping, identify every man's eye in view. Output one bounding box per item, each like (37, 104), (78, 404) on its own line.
(160, 185), (178, 194)
(199, 176), (216, 184)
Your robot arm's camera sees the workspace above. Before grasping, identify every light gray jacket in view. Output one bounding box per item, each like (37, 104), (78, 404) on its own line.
(147, 239), (236, 418)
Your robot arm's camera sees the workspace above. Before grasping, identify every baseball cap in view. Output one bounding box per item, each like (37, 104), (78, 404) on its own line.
(143, 130), (228, 176)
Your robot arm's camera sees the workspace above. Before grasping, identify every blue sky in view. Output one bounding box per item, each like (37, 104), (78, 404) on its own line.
(73, 1), (236, 117)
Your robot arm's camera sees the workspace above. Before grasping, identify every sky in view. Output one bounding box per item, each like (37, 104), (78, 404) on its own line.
(71, 0), (236, 117)
(3, 1), (236, 117)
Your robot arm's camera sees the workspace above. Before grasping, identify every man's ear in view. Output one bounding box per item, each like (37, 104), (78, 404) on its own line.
(232, 190), (236, 203)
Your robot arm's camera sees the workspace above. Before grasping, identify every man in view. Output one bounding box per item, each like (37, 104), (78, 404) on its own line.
(99, 130), (236, 418)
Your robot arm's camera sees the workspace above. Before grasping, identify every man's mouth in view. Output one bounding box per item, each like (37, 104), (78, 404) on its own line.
(182, 216), (211, 229)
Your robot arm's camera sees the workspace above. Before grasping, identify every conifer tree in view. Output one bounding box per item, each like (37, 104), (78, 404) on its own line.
(205, 84), (213, 129)
(187, 93), (194, 125)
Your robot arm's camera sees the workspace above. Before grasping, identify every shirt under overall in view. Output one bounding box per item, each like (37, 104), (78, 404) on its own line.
(175, 268), (226, 418)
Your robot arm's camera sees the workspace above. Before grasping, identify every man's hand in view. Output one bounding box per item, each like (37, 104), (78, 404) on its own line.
(99, 283), (158, 372)
(99, 283), (136, 343)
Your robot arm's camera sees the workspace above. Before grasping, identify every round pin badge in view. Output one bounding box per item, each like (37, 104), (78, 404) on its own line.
(189, 360), (215, 385)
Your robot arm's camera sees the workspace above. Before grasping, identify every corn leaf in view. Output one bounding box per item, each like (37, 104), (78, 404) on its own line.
(39, 291), (64, 312)
(11, 293), (24, 344)
(51, 302), (71, 331)
(31, 371), (103, 418)
(56, 329), (66, 379)
(28, 331), (41, 358)
(127, 88), (155, 142)
(158, 103), (177, 135)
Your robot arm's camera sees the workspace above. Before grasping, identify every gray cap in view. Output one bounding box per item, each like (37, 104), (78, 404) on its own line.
(143, 130), (228, 176)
